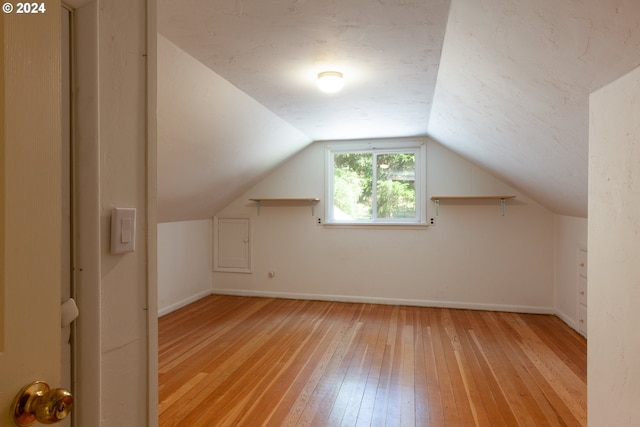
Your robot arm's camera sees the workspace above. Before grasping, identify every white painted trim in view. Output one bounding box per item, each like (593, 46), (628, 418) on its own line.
(555, 309), (578, 332)
(212, 289), (556, 315)
(73, 4), (102, 426)
(158, 290), (212, 317)
(146, 0), (159, 425)
(325, 137), (428, 225)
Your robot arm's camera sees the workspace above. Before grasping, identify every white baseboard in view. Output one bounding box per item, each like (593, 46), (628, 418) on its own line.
(162, 288), (579, 333)
(158, 289), (212, 317)
(555, 309), (578, 331)
(211, 288), (556, 315)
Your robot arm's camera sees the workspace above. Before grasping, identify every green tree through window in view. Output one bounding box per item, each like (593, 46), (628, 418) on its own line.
(333, 153), (372, 220)
(376, 153), (416, 219)
(332, 151), (417, 222)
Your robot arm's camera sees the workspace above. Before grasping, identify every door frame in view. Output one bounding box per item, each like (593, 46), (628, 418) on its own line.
(65, 0), (158, 425)
(69, 4), (101, 424)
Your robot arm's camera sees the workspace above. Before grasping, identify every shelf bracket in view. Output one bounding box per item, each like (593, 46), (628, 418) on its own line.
(434, 199), (440, 216)
(501, 198), (506, 216)
(256, 200), (261, 216)
(310, 200), (315, 216)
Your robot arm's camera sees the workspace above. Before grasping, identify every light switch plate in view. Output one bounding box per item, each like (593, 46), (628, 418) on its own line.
(110, 207), (136, 254)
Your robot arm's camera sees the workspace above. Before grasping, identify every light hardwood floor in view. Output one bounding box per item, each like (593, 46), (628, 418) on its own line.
(159, 295), (586, 427)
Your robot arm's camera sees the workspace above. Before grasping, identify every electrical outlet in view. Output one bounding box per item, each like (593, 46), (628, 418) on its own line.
(429, 217), (436, 226)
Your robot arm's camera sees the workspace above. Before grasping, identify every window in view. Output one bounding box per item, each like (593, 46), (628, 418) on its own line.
(326, 139), (426, 225)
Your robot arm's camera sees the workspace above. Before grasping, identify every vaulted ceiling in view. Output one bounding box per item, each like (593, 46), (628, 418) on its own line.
(157, 0), (640, 222)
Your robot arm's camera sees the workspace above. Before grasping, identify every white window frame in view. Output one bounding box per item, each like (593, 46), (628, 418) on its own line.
(325, 138), (427, 226)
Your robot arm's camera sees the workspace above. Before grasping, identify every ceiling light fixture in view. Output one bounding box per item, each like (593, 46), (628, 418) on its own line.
(317, 71), (344, 93)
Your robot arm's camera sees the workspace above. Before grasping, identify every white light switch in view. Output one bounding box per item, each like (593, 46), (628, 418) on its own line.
(121, 218), (132, 243)
(111, 208), (136, 254)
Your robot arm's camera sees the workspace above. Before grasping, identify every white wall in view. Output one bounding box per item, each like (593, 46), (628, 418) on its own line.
(212, 139), (556, 312)
(554, 215), (588, 329)
(589, 65), (640, 425)
(158, 220), (212, 316)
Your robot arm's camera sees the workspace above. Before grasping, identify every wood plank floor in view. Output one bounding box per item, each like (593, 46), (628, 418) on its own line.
(158, 295), (586, 427)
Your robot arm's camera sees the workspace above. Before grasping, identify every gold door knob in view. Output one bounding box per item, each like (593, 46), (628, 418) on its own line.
(12, 381), (73, 426)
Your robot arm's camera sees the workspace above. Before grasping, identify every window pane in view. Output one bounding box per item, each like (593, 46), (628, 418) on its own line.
(333, 152), (372, 220)
(376, 153), (416, 219)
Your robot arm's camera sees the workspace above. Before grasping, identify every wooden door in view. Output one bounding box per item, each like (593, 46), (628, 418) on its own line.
(0, 3), (67, 425)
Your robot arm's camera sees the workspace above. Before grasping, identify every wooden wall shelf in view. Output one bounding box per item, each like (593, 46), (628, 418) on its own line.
(249, 198), (320, 215)
(430, 195), (516, 216)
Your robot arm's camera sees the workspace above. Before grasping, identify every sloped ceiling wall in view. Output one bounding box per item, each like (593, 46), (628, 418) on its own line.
(157, 0), (640, 221)
(429, 0), (640, 217)
(157, 35), (311, 222)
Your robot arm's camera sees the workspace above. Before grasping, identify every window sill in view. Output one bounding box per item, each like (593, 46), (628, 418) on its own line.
(323, 222), (429, 230)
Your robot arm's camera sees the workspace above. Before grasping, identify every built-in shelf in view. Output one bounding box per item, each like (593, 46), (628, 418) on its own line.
(430, 195), (516, 216)
(249, 198), (320, 216)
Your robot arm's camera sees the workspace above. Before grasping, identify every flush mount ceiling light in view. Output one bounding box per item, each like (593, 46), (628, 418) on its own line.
(317, 71), (344, 93)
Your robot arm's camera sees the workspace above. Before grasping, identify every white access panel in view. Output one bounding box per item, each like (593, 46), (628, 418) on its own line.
(214, 217), (252, 273)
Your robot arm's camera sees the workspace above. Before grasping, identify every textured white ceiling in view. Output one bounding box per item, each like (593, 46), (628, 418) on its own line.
(158, 0), (640, 220)
(159, 0), (449, 141)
